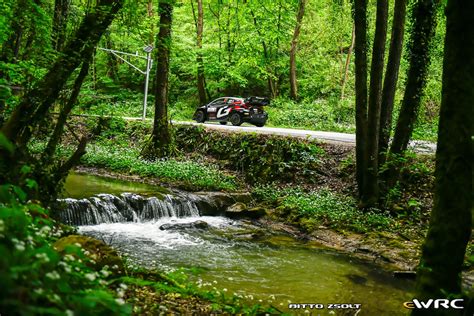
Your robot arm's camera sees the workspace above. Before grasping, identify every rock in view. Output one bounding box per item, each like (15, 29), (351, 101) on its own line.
(54, 234), (124, 273)
(192, 192), (236, 216)
(393, 270), (417, 279)
(225, 203), (266, 219)
(233, 230), (266, 240)
(228, 192), (252, 204)
(159, 220), (210, 231)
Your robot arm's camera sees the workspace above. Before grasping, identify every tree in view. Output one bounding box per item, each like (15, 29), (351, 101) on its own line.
(289, 0), (306, 100)
(353, 0), (369, 205)
(387, 0), (440, 184)
(0, 0), (124, 202)
(378, 0), (407, 168)
(363, 0), (388, 206)
(52, 0), (71, 51)
(143, 0), (174, 157)
(191, 0), (208, 104)
(412, 0), (473, 313)
(353, 0), (388, 207)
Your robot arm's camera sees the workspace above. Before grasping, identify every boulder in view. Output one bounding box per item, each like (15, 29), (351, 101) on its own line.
(225, 203), (266, 219)
(159, 220), (210, 231)
(54, 234), (124, 273)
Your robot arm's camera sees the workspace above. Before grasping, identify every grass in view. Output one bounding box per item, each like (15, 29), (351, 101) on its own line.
(29, 140), (238, 192)
(253, 185), (394, 233)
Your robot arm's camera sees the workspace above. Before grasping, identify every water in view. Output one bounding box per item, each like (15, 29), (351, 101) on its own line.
(62, 172), (165, 198)
(63, 173), (414, 315)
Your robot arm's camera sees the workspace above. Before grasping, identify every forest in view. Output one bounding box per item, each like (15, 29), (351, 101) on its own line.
(0, 0), (472, 315)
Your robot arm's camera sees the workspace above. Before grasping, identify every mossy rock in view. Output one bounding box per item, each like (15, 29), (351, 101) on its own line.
(54, 234), (124, 273)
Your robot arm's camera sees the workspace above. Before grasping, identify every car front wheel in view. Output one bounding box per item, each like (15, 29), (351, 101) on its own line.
(194, 110), (205, 123)
(230, 113), (243, 126)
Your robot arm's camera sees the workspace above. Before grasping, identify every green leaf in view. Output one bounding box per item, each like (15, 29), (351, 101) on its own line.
(0, 132), (14, 153)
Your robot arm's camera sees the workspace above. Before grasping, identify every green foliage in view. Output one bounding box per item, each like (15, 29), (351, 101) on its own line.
(266, 97), (355, 133)
(117, 268), (279, 315)
(175, 125), (325, 184)
(254, 185), (393, 233)
(29, 139), (237, 192)
(0, 183), (131, 315)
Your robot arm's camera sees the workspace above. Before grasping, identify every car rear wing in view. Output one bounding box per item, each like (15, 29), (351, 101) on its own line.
(244, 96), (270, 106)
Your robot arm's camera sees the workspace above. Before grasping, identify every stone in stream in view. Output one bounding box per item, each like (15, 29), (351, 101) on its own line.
(225, 203), (266, 219)
(159, 220), (210, 231)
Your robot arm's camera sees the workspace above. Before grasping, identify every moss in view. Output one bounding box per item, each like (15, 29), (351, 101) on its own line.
(54, 234), (124, 272)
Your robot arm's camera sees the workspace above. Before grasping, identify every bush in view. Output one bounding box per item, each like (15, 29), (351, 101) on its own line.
(0, 183), (131, 315)
(254, 185), (393, 233)
(175, 125), (326, 184)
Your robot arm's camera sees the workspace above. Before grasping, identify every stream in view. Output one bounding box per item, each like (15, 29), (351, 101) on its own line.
(59, 172), (414, 315)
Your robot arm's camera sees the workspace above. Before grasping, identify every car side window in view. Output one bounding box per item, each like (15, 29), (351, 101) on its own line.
(209, 99), (225, 107)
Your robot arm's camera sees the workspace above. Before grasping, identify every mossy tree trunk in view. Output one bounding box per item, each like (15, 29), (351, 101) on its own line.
(353, 0), (369, 204)
(145, 1), (174, 158)
(413, 0), (473, 313)
(52, 0), (71, 51)
(363, 0), (388, 206)
(387, 0), (440, 185)
(353, 0), (388, 208)
(378, 0), (407, 169)
(0, 0), (123, 197)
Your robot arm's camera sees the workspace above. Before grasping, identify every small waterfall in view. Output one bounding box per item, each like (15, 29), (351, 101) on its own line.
(57, 193), (201, 226)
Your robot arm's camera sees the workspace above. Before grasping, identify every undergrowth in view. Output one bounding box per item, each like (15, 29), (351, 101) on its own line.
(253, 185), (393, 233)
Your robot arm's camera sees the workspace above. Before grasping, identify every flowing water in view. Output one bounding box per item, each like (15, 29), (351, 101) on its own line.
(61, 173), (414, 315)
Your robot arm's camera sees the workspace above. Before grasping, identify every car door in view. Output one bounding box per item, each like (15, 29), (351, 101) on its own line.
(206, 98), (225, 120)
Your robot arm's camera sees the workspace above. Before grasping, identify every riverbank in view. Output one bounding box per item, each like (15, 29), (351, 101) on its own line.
(38, 117), (440, 268)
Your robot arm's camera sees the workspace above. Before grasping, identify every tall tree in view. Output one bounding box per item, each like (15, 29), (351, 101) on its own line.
(413, 0), (473, 313)
(191, 0), (207, 104)
(144, 0), (174, 157)
(353, 0), (369, 204)
(0, 0), (124, 200)
(363, 0), (389, 205)
(388, 0), (440, 182)
(52, 0), (71, 51)
(289, 0), (306, 100)
(1, 0), (124, 146)
(378, 0), (407, 168)
(353, 0), (388, 207)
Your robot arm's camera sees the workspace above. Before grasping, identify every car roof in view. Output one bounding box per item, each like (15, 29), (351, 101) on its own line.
(210, 97), (244, 102)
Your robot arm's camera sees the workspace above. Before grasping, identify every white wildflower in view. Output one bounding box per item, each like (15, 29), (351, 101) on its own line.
(45, 271), (60, 280)
(115, 298), (125, 305)
(84, 273), (96, 281)
(15, 243), (26, 252)
(35, 253), (50, 263)
(34, 288), (44, 295)
(65, 310), (74, 316)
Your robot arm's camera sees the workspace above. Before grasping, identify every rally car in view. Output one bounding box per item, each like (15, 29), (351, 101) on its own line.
(192, 96), (269, 127)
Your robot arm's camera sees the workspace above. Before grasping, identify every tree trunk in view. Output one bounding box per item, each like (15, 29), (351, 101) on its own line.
(340, 24), (355, 100)
(363, 0), (388, 206)
(0, 0), (123, 189)
(389, 0), (439, 169)
(0, 0), (124, 146)
(43, 58), (91, 162)
(52, 0), (71, 51)
(353, 0), (368, 202)
(412, 0), (473, 313)
(289, 0), (306, 101)
(148, 1), (173, 156)
(378, 0), (407, 168)
(193, 0), (207, 104)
